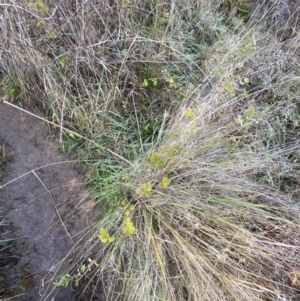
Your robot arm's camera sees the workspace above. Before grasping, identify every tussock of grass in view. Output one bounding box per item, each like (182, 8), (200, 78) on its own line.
(70, 91), (300, 301)
(1, 0), (300, 300)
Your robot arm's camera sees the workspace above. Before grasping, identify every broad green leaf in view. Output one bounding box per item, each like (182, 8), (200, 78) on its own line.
(158, 176), (171, 188)
(54, 275), (72, 288)
(98, 228), (115, 243)
(142, 79), (149, 87)
(122, 200), (135, 216)
(138, 182), (152, 198)
(149, 152), (165, 168)
(124, 204), (135, 216)
(122, 218), (136, 235)
(80, 264), (86, 273)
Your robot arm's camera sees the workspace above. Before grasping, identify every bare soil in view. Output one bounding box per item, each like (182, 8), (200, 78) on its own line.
(0, 102), (99, 301)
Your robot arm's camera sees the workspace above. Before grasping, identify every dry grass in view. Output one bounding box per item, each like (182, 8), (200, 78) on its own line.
(1, 0), (300, 300)
(0, 139), (10, 180)
(67, 89), (300, 301)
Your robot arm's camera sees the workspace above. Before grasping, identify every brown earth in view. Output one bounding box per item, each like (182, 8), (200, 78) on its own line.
(0, 102), (100, 301)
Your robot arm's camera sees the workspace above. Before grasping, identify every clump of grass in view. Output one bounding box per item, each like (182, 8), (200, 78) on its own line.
(66, 92), (300, 301)
(59, 2), (300, 300)
(1, 0), (300, 301)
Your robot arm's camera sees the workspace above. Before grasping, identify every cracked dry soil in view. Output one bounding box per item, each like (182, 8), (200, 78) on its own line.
(0, 102), (98, 301)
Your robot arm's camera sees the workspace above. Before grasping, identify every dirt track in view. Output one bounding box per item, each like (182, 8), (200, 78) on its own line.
(0, 102), (97, 300)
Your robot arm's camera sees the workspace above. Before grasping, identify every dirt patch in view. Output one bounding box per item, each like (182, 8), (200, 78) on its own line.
(0, 102), (99, 301)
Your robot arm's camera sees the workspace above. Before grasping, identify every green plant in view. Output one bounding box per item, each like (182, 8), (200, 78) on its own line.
(1, 0), (300, 300)
(53, 274), (72, 288)
(66, 94), (300, 300)
(3, 75), (21, 98)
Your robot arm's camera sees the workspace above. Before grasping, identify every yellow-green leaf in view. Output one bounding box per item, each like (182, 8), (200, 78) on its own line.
(184, 107), (194, 118)
(246, 106), (255, 118)
(122, 218), (136, 235)
(162, 145), (178, 157)
(149, 152), (165, 168)
(168, 78), (174, 84)
(122, 0), (131, 8)
(243, 77), (250, 84)
(166, 77), (176, 88)
(46, 30), (57, 39)
(98, 228), (115, 243)
(142, 79), (149, 87)
(158, 176), (171, 188)
(124, 204), (135, 216)
(257, 111), (266, 120)
(223, 82), (234, 92)
(80, 264), (86, 273)
(28, 0), (49, 15)
(138, 182), (152, 198)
